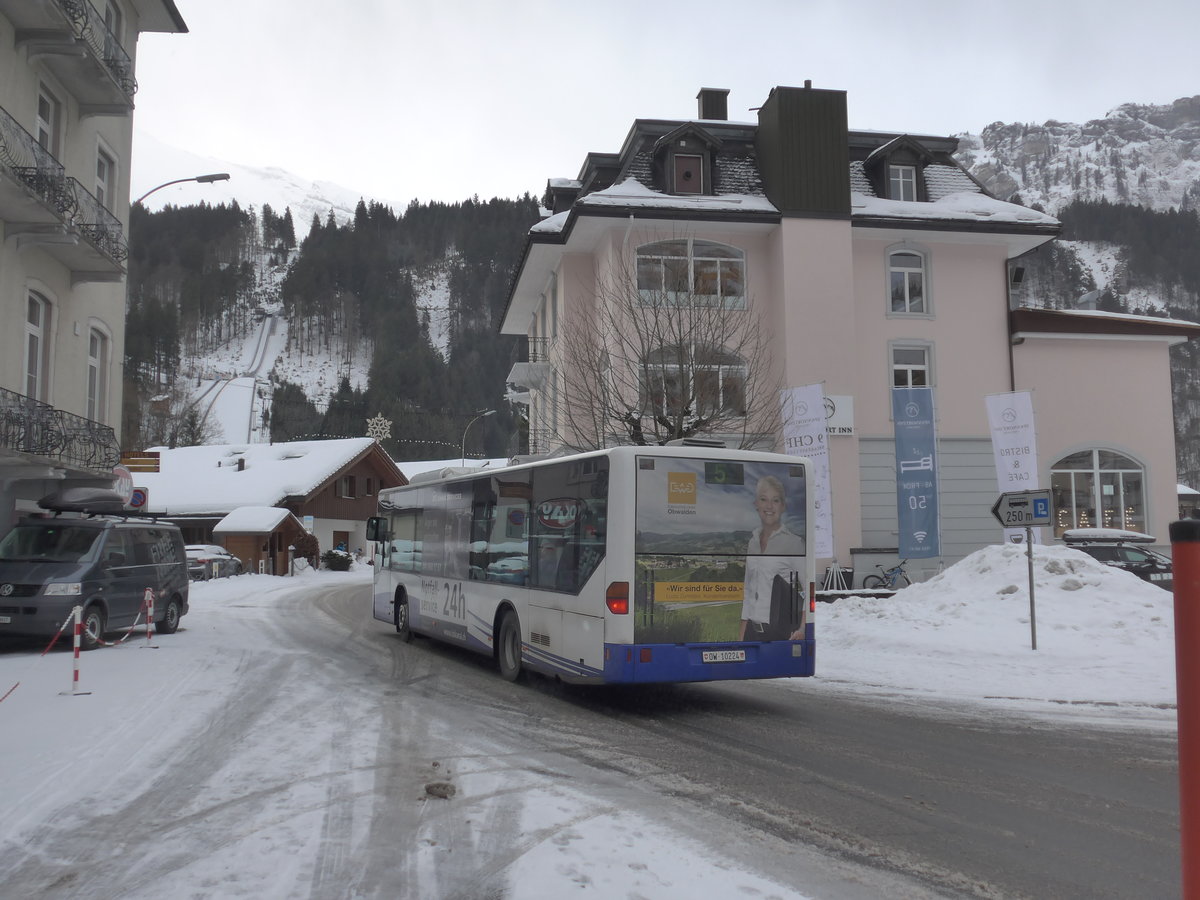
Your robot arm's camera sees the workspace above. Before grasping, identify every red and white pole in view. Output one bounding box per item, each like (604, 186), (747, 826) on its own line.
(71, 605), (83, 695)
(1170, 519), (1200, 900)
(144, 588), (155, 642)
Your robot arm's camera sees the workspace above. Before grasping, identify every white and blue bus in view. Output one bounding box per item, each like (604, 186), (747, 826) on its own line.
(367, 444), (815, 685)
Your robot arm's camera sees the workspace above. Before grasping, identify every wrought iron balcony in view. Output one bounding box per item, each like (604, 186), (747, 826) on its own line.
(527, 428), (556, 455)
(66, 176), (128, 265)
(4, 0), (136, 110)
(68, 0), (137, 98)
(527, 337), (554, 363)
(0, 104), (126, 274)
(0, 105), (75, 219)
(0, 386), (120, 472)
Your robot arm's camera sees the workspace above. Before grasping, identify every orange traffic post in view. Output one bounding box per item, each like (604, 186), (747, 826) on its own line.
(1170, 519), (1200, 899)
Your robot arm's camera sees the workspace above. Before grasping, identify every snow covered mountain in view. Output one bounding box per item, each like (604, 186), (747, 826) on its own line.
(956, 95), (1200, 215)
(132, 131), (387, 234)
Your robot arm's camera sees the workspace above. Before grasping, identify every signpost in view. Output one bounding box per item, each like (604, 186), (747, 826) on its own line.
(992, 490), (1052, 650)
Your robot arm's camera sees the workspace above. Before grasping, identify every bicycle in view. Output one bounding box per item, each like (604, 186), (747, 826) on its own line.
(862, 560), (911, 590)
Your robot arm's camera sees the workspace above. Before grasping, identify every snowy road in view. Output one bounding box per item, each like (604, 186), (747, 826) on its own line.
(0, 572), (1180, 899)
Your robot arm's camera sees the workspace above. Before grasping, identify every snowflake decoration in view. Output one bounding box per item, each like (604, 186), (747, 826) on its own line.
(366, 414), (392, 441)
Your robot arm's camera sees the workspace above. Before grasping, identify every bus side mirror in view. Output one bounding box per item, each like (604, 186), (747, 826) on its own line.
(366, 517), (386, 542)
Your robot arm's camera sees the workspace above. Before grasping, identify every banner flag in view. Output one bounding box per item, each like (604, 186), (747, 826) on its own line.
(780, 384), (833, 557)
(985, 391), (1040, 544)
(891, 387), (940, 558)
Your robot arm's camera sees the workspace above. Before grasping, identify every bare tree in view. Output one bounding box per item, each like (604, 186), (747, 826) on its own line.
(132, 379), (226, 449)
(556, 236), (780, 450)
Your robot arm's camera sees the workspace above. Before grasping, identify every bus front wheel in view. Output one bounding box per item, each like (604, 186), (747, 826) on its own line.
(496, 610), (523, 682)
(395, 593), (412, 643)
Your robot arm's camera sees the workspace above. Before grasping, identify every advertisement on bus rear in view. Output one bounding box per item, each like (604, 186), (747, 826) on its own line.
(634, 457), (807, 644)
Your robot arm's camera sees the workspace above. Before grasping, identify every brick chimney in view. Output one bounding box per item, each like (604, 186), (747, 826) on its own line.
(696, 88), (729, 121)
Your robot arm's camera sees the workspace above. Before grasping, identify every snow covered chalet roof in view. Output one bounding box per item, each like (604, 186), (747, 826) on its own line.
(137, 438), (380, 516)
(213, 506), (300, 534)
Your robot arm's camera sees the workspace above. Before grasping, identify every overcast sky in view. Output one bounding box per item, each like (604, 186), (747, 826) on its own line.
(130, 0), (1199, 208)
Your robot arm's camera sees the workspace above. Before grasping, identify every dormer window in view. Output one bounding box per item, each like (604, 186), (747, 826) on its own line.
(653, 124), (720, 196)
(863, 136), (933, 202)
(889, 165), (917, 201)
(674, 154), (704, 194)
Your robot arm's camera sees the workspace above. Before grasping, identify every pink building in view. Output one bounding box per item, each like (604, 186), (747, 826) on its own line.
(502, 85), (1200, 575)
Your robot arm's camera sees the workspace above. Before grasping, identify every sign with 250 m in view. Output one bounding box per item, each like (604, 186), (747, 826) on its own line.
(991, 489), (1052, 527)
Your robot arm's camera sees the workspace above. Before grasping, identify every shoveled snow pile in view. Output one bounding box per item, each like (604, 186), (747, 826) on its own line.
(817, 543), (1177, 711)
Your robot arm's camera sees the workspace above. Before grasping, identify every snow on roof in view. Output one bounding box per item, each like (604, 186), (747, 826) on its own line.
(138, 438), (377, 516)
(1041, 307), (1200, 329)
(1180, 484), (1200, 495)
(396, 457), (510, 480)
(534, 179), (1053, 236)
(851, 190), (1059, 226)
(531, 210), (570, 234)
(213, 506), (297, 534)
(577, 177), (778, 215)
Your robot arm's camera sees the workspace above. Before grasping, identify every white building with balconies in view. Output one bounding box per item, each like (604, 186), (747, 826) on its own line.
(0, 0), (186, 534)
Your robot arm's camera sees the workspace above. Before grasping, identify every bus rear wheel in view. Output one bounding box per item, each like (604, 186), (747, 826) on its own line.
(496, 610), (523, 682)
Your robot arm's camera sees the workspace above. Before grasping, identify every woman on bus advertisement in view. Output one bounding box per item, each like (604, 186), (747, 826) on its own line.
(633, 457), (806, 644)
(740, 475), (805, 640)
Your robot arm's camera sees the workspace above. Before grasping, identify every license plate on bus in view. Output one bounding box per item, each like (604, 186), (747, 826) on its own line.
(702, 649), (746, 663)
(0, 616), (9, 624)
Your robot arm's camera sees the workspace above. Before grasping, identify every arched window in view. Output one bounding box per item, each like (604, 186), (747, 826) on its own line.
(1050, 449), (1146, 537)
(642, 346), (746, 417)
(636, 239), (745, 309)
(888, 249), (927, 314)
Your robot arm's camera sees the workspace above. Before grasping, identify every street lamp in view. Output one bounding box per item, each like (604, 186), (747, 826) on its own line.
(461, 409), (496, 466)
(134, 172), (231, 206)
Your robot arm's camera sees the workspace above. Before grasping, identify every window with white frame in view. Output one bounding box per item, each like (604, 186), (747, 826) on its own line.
(891, 344), (930, 387)
(1050, 449), (1146, 537)
(95, 147), (116, 209)
(889, 164), (917, 201)
(25, 292), (50, 400)
(36, 85), (63, 157)
(642, 346), (747, 417)
(87, 327), (110, 422)
(636, 239), (745, 308)
(888, 249), (927, 314)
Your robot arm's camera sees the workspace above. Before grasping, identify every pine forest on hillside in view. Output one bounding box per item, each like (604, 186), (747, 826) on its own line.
(124, 196), (540, 460)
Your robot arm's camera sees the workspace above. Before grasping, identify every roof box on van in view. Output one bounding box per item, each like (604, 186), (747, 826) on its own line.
(1061, 527), (1156, 545)
(38, 487), (128, 514)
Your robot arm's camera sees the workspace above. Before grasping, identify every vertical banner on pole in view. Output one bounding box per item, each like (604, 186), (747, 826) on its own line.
(780, 384), (833, 558)
(985, 391), (1040, 544)
(892, 387), (940, 558)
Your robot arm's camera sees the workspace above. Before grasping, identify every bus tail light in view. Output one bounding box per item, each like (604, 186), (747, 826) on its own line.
(606, 582), (629, 614)
(809, 582), (816, 614)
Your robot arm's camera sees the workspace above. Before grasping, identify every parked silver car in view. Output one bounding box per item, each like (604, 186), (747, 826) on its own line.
(185, 545), (244, 580)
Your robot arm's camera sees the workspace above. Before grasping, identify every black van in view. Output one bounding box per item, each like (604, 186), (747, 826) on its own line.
(0, 489), (189, 649)
(1062, 528), (1172, 591)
